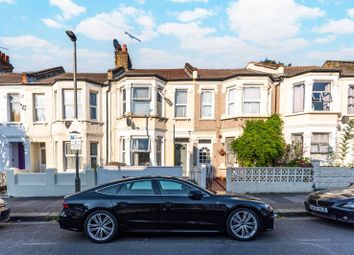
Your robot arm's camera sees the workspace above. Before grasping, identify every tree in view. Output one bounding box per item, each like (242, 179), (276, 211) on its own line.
(231, 114), (285, 167)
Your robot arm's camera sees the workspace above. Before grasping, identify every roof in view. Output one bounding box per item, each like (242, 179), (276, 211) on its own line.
(322, 60), (354, 76)
(0, 69), (107, 85)
(0, 73), (22, 84)
(121, 67), (270, 81)
(40, 72), (107, 85)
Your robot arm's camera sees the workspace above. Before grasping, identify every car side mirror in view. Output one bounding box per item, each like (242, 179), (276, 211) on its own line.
(188, 190), (203, 200)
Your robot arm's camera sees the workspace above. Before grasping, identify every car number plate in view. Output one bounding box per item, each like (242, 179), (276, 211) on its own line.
(309, 204), (328, 213)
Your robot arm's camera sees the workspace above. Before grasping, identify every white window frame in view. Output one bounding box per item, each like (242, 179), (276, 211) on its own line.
(310, 133), (330, 154)
(175, 89), (188, 118)
(156, 88), (163, 117)
(312, 82), (332, 111)
(156, 137), (162, 166)
(131, 86), (151, 116)
(347, 85), (354, 114)
(89, 91), (98, 121)
(242, 86), (261, 115)
(8, 93), (21, 122)
(200, 89), (214, 119)
(63, 141), (82, 171)
(62, 89), (82, 120)
(90, 142), (98, 169)
(120, 137), (126, 163)
(33, 93), (46, 122)
(131, 137), (150, 166)
(121, 88), (126, 116)
(292, 84), (305, 113)
(227, 87), (236, 116)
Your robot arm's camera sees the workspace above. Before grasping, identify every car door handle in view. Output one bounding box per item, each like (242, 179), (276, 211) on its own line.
(164, 202), (173, 207)
(116, 202), (128, 207)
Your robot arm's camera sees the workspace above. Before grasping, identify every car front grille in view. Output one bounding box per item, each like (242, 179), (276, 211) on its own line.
(308, 198), (334, 207)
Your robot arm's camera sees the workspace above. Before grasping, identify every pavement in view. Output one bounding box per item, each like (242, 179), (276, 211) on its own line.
(1, 192), (309, 222)
(1, 218), (354, 255)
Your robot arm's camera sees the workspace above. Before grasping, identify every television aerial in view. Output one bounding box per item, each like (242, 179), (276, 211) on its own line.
(0, 46), (9, 51)
(124, 31), (141, 42)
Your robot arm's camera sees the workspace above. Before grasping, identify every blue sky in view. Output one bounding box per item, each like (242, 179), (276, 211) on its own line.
(1, 0), (354, 72)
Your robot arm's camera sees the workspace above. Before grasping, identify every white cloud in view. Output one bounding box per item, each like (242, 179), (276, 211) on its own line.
(0, 35), (53, 51)
(306, 47), (354, 64)
(136, 0), (146, 4)
(76, 6), (157, 42)
(313, 35), (336, 44)
(347, 7), (354, 18)
(227, 0), (324, 45)
(173, 8), (214, 22)
(170, 0), (208, 3)
(41, 18), (64, 28)
(0, 0), (15, 3)
(49, 0), (86, 20)
(317, 18), (354, 34)
(0, 35), (110, 72)
(158, 22), (215, 38)
(137, 48), (188, 68)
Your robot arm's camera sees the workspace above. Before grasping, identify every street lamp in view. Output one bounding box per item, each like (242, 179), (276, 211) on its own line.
(66, 30), (81, 192)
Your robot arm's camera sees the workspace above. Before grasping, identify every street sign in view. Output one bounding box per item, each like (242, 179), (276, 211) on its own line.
(70, 133), (81, 151)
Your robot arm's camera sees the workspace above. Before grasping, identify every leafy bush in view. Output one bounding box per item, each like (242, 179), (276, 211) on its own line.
(231, 114), (285, 167)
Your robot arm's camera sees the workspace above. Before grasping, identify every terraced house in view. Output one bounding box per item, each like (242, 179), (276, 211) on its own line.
(1, 44), (354, 176)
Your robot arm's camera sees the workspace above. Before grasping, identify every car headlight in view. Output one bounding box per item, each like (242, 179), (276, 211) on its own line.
(341, 201), (354, 209)
(263, 203), (273, 211)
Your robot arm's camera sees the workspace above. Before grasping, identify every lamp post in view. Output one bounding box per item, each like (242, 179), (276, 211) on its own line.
(66, 30), (81, 192)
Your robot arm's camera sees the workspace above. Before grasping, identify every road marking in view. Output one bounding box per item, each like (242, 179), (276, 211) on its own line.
(22, 242), (58, 246)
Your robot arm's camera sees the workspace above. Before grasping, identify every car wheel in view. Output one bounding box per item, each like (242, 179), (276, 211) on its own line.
(84, 210), (118, 243)
(226, 208), (261, 241)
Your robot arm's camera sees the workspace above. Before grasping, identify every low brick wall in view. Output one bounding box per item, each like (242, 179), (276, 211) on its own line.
(314, 167), (354, 190)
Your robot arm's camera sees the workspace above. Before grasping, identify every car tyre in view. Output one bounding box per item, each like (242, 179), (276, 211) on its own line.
(226, 208), (261, 241)
(84, 210), (118, 243)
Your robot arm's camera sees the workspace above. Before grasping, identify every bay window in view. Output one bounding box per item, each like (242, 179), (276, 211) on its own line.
(175, 89), (187, 117)
(64, 142), (82, 171)
(90, 142), (98, 169)
(227, 88), (236, 115)
(89, 92), (97, 121)
(63, 89), (82, 119)
(348, 86), (354, 114)
(312, 82), (331, 111)
(311, 133), (330, 161)
(34, 94), (45, 122)
(132, 87), (150, 115)
(120, 137), (126, 163)
(201, 90), (213, 118)
(243, 87), (261, 114)
(293, 84), (304, 113)
(8, 94), (21, 122)
(131, 138), (150, 166)
(157, 89), (162, 117)
(121, 88), (126, 116)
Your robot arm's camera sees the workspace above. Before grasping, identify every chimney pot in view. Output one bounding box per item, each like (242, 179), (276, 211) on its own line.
(21, 72), (28, 84)
(122, 44), (127, 52)
(5, 55), (9, 63)
(1, 53), (5, 62)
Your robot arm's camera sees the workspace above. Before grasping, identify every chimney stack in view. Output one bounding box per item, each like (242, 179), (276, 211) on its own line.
(114, 43), (132, 70)
(0, 51), (14, 73)
(21, 72), (28, 84)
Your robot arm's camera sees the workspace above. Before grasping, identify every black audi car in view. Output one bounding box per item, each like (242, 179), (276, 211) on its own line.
(0, 198), (10, 223)
(59, 176), (274, 243)
(305, 184), (354, 223)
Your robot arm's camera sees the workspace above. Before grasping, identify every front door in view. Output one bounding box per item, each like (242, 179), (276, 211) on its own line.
(175, 143), (187, 176)
(110, 179), (162, 230)
(156, 179), (225, 231)
(10, 142), (25, 169)
(40, 145), (46, 172)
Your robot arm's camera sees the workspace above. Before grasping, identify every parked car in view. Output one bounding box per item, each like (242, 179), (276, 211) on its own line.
(59, 176), (274, 243)
(304, 184), (354, 223)
(0, 199), (10, 223)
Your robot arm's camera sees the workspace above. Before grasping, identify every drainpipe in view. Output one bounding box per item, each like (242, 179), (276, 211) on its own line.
(106, 84), (111, 165)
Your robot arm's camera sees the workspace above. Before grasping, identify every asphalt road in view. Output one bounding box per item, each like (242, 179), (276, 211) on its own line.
(0, 217), (353, 255)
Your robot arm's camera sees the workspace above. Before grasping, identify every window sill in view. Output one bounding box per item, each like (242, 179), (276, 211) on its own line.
(285, 111), (341, 117)
(174, 117), (191, 121)
(33, 121), (48, 125)
(3, 122), (23, 126)
(220, 114), (268, 120)
(199, 118), (216, 121)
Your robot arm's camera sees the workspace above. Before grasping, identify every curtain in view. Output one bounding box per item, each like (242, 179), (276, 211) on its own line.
(243, 87), (260, 100)
(176, 90), (187, 104)
(201, 91), (212, 117)
(133, 101), (150, 115)
(175, 106), (186, 117)
(243, 102), (260, 114)
(63, 90), (82, 119)
(293, 84), (304, 112)
(243, 87), (260, 114)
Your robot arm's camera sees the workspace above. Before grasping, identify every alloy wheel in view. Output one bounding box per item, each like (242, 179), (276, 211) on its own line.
(229, 210), (258, 240)
(86, 212), (116, 242)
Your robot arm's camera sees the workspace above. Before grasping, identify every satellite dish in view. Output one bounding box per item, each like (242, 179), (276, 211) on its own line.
(113, 39), (121, 50)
